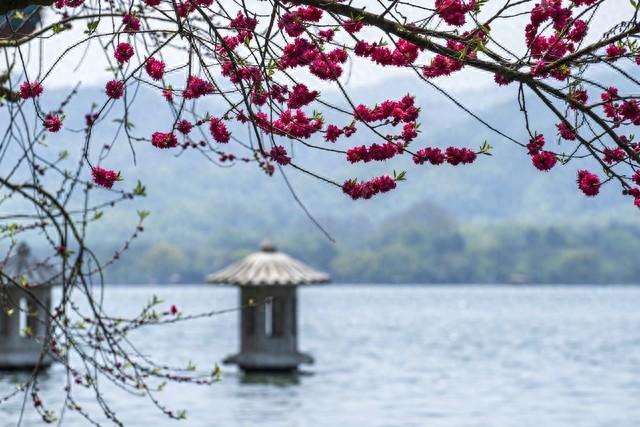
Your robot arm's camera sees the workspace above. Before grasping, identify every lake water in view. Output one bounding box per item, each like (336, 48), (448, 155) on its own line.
(1, 285), (640, 427)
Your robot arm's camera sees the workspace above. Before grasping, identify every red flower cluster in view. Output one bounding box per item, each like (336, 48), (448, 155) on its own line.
(342, 19), (365, 34)
(620, 99), (640, 125)
(324, 125), (341, 142)
(19, 81), (43, 99)
(494, 74), (513, 86)
(444, 147), (477, 165)
(278, 6), (322, 37)
(184, 76), (214, 99)
(577, 170), (600, 197)
(568, 20), (588, 42)
(601, 87), (622, 123)
(280, 38), (318, 69)
(353, 95), (418, 124)
(435, 0), (476, 27)
(346, 142), (403, 163)
(270, 145), (291, 165)
(91, 167), (119, 188)
(422, 40), (471, 78)
(603, 147), (625, 164)
(54, 0), (84, 7)
(308, 48), (348, 81)
(527, 1), (574, 38)
(221, 62), (262, 85)
(145, 57), (165, 80)
(527, 134), (545, 154)
(569, 89), (588, 109)
(176, 119), (192, 135)
(342, 175), (397, 200)
(606, 44), (626, 61)
(401, 122), (418, 143)
(105, 80), (124, 99)
(287, 84), (318, 109)
(525, 134), (557, 171)
(114, 42), (134, 64)
(412, 147), (445, 165)
(354, 39), (421, 67)
(151, 131), (178, 149)
(523, 1), (593, 81)
(162, 89), (174, 103)
(557, 122), (577, 140)
(412, 146), (476, 166)
(531, 151), (557, 171)
(122, 13), (140, 33)
(209, 118), (230, 143)
(270, 109), (322, 139)
(230, 11), (257, 32)
(44, 115), (63, 133)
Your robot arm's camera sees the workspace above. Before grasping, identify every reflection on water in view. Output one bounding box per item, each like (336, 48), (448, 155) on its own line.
(1, 285), (640, 427)
(239, 371), (303, 386)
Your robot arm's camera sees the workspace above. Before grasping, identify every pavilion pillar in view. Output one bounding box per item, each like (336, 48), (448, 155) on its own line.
(208, 242), (329, 372)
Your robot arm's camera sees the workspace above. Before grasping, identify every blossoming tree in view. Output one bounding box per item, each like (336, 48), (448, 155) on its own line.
(1, 0), (639, 423)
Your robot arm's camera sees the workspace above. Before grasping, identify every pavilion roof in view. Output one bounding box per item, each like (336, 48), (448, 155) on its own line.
(206, 242), (330, 286)
(0, 243), (58, 287)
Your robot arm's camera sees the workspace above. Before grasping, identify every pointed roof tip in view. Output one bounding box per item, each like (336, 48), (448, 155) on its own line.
(17, 242), (30, 256)
(1, 242), (58, 287)
(206, 241), (330, 286)
(260, 240), (277, 253)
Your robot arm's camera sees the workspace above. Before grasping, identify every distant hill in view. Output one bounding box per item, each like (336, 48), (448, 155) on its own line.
(3, 75), (637, 283)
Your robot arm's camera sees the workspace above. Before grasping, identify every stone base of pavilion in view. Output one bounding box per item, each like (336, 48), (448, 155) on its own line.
(0, 346), (53, 370)
(224, 350), (313, 372)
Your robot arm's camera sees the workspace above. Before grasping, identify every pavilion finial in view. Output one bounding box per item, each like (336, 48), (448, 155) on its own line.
(17, 242), (30, 257)
(260, 239), (277, 253)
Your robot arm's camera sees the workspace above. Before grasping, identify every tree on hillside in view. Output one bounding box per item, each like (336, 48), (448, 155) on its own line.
(1, 0), (639, 424)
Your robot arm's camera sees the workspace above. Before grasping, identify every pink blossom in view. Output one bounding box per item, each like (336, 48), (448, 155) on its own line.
(577, 169), (600, 197)
(151, 132), (178, 149)
(44, 115), (63, 133)
(557, 122), (577, 140)
(114, 42), (134, 64)
(210, 118), (230, 143)
(270, 145), (291, 165)
(91, 167), (119, 188)
(145, 57), (165, 80)
(19, 81), (43, 99)
(183, 76), (215, 99)
(105, 80), (124, 99)
(531, 151), (557, 171)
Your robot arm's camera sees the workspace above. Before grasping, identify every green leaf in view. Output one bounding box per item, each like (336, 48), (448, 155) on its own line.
(479, 140), (493, 156)
(52, 23), (66, 34)
(84, 21), (99, 34)
(137, 210), (151, 221)
(393, 170), (407, 181)
(212, 364), (221, 377)
(133, 180), (147, 196)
